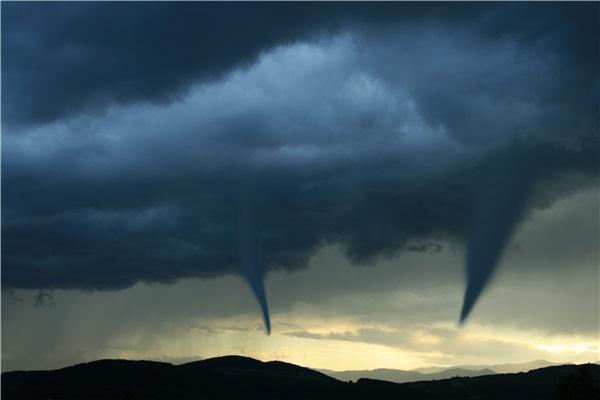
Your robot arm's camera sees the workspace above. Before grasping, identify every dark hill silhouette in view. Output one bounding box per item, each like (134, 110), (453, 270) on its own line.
(2, 356), (598, 400)
(179, 355), (335, 382)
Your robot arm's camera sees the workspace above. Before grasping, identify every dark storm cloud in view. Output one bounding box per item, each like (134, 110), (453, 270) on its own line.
(1, 1), (481, 127)
(2, 3), (598, 323)
(4, 2), (595, 128)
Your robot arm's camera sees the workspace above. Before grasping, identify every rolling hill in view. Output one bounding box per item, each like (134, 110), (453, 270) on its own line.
(2, 356), (598, 400)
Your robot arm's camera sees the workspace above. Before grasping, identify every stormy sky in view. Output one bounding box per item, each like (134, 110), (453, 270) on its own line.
(2, 2), (598, 371)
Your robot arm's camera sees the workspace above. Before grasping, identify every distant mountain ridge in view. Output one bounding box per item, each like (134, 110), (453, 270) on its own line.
(2, 356), (598, 400)
(319, 359), (563, 383)
(454, 359), (563, 374)
(319, 366), (496, 383)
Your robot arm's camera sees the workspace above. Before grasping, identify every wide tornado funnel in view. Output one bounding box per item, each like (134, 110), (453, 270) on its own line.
(460, 151), (536, 323)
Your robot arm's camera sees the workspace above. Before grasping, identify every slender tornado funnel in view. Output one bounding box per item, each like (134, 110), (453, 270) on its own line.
(460, 152), (535, 324)
(238, 200), (271, 334)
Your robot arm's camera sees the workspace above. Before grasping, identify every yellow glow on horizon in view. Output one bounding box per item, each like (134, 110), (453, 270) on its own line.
(94, 314), (599, 371)
(534, 344), (595, 354)
(458, 323), (599, 355)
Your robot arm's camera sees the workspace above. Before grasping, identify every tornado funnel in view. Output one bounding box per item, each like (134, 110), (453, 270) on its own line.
(238, 201), (271, 334)
(460, 152), (536, 323)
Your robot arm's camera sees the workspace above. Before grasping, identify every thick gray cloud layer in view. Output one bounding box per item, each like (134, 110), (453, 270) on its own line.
(1, 2), (490, 127)
(2, 3), (598, 323)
